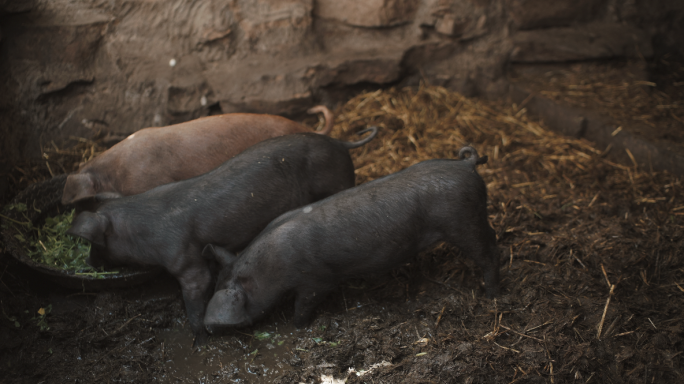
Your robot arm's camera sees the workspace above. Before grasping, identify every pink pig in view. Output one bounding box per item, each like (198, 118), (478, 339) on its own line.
(62, 106), (334, 205)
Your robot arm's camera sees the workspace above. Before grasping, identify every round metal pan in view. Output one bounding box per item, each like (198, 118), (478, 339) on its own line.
(1, 174), (161, 290)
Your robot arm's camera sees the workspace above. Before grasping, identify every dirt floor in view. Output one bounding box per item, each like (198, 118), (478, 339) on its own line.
(1, 80), (683, 383)
(509, 55), (684, 159)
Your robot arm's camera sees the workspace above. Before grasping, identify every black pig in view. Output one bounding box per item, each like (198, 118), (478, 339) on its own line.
(66, 128), (378, 347)
(203, 146), (500, 330)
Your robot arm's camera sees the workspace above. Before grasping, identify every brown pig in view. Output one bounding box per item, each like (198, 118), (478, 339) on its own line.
(61, 106), (335, 205)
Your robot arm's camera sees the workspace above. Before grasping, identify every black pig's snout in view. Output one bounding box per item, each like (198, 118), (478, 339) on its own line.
(84, 244), (120, 271)
(204, 288), (251, 328)
(85, 255), (106, 268)
(85, 248), (109, 269)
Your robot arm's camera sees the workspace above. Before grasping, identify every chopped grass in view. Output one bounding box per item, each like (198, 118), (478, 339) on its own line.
(2, 203), (114, 276)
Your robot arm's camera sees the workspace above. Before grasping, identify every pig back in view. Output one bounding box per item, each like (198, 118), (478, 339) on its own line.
(246, 159), (490, 279)
(174, 132), (358, 251)
(80, 113), (313, 196)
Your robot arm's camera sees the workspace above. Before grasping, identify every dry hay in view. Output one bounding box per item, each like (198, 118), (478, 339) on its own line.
(333, 84), (662, 208)
(4, 133), (108, 198)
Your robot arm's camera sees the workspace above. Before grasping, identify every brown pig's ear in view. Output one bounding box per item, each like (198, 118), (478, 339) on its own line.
(67, 211), (110, 247)
(73, 192), (122, 215)
(62, 173), (97, 205)
(202, 244), (237, 269)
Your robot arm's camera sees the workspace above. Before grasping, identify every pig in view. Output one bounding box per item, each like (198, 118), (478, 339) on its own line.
(203, 146), (500, 330)
(66, 127), (378, 347)
(61, 106), (336, 205)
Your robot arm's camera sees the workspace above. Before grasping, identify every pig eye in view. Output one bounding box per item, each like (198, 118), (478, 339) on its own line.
(238, 289), (249, 310)
(237, 276), (253, 291)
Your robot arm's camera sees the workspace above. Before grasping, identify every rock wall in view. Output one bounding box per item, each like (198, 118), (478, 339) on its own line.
(0, 0), (682, 172)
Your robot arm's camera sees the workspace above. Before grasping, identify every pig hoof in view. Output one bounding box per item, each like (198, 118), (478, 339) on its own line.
(192, 331), (210, 348)
(293, 317), (310, 329)
(485, 287), (500, 299)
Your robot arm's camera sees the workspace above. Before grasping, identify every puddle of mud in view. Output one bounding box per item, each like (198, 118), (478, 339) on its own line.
(157, 322), (303, 383)
(152, 277), (403, 384)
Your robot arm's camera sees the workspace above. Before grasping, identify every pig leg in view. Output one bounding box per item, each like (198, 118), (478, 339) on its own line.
(177, 264), (213, 347)
(293, 285), (332, 328)
(479, 241), (501, 299)
(448, 224), (500, 298)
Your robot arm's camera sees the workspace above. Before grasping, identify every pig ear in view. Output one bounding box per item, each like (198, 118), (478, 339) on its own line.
(67, 211), (110, 247)
(94, 192), (123, 202)
(62, 174), (97, 205)
(75, 192), (122, 213)
(202, 244), (237, 269)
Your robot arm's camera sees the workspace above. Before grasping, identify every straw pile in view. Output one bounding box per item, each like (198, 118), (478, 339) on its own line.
(332, 84), (664, 207)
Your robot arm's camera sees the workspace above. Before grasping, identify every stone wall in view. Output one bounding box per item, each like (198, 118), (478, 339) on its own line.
(0, 0), (682, 171)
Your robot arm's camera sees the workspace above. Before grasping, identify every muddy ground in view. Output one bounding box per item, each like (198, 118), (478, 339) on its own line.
(1, 76), (683, 383)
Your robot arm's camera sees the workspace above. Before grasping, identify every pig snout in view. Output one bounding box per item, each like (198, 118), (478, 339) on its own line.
(84, 247), (111, 269)
(85, 256), (99, 268)
(204, 288), (251, 330)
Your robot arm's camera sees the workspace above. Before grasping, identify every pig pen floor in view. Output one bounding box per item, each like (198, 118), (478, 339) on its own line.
(1, 85), (683, 383)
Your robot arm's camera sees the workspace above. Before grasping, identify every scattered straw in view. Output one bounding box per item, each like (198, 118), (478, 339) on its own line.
(4, 132), (109, 198)
(499, 324), (543, 342)
(434, 305), (446, 329)
(601, 264), (611, 288)
(494, 341), (520, 354)
(625, 148), (638, 169)
(597, 284), (616, 340)
(675, 282), (684, 292)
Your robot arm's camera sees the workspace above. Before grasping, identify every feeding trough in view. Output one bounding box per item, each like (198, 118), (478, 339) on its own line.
(1, 174), (161, 290)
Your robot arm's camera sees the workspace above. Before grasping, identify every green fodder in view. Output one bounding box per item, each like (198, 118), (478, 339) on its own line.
(2, 203), (103, 274)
